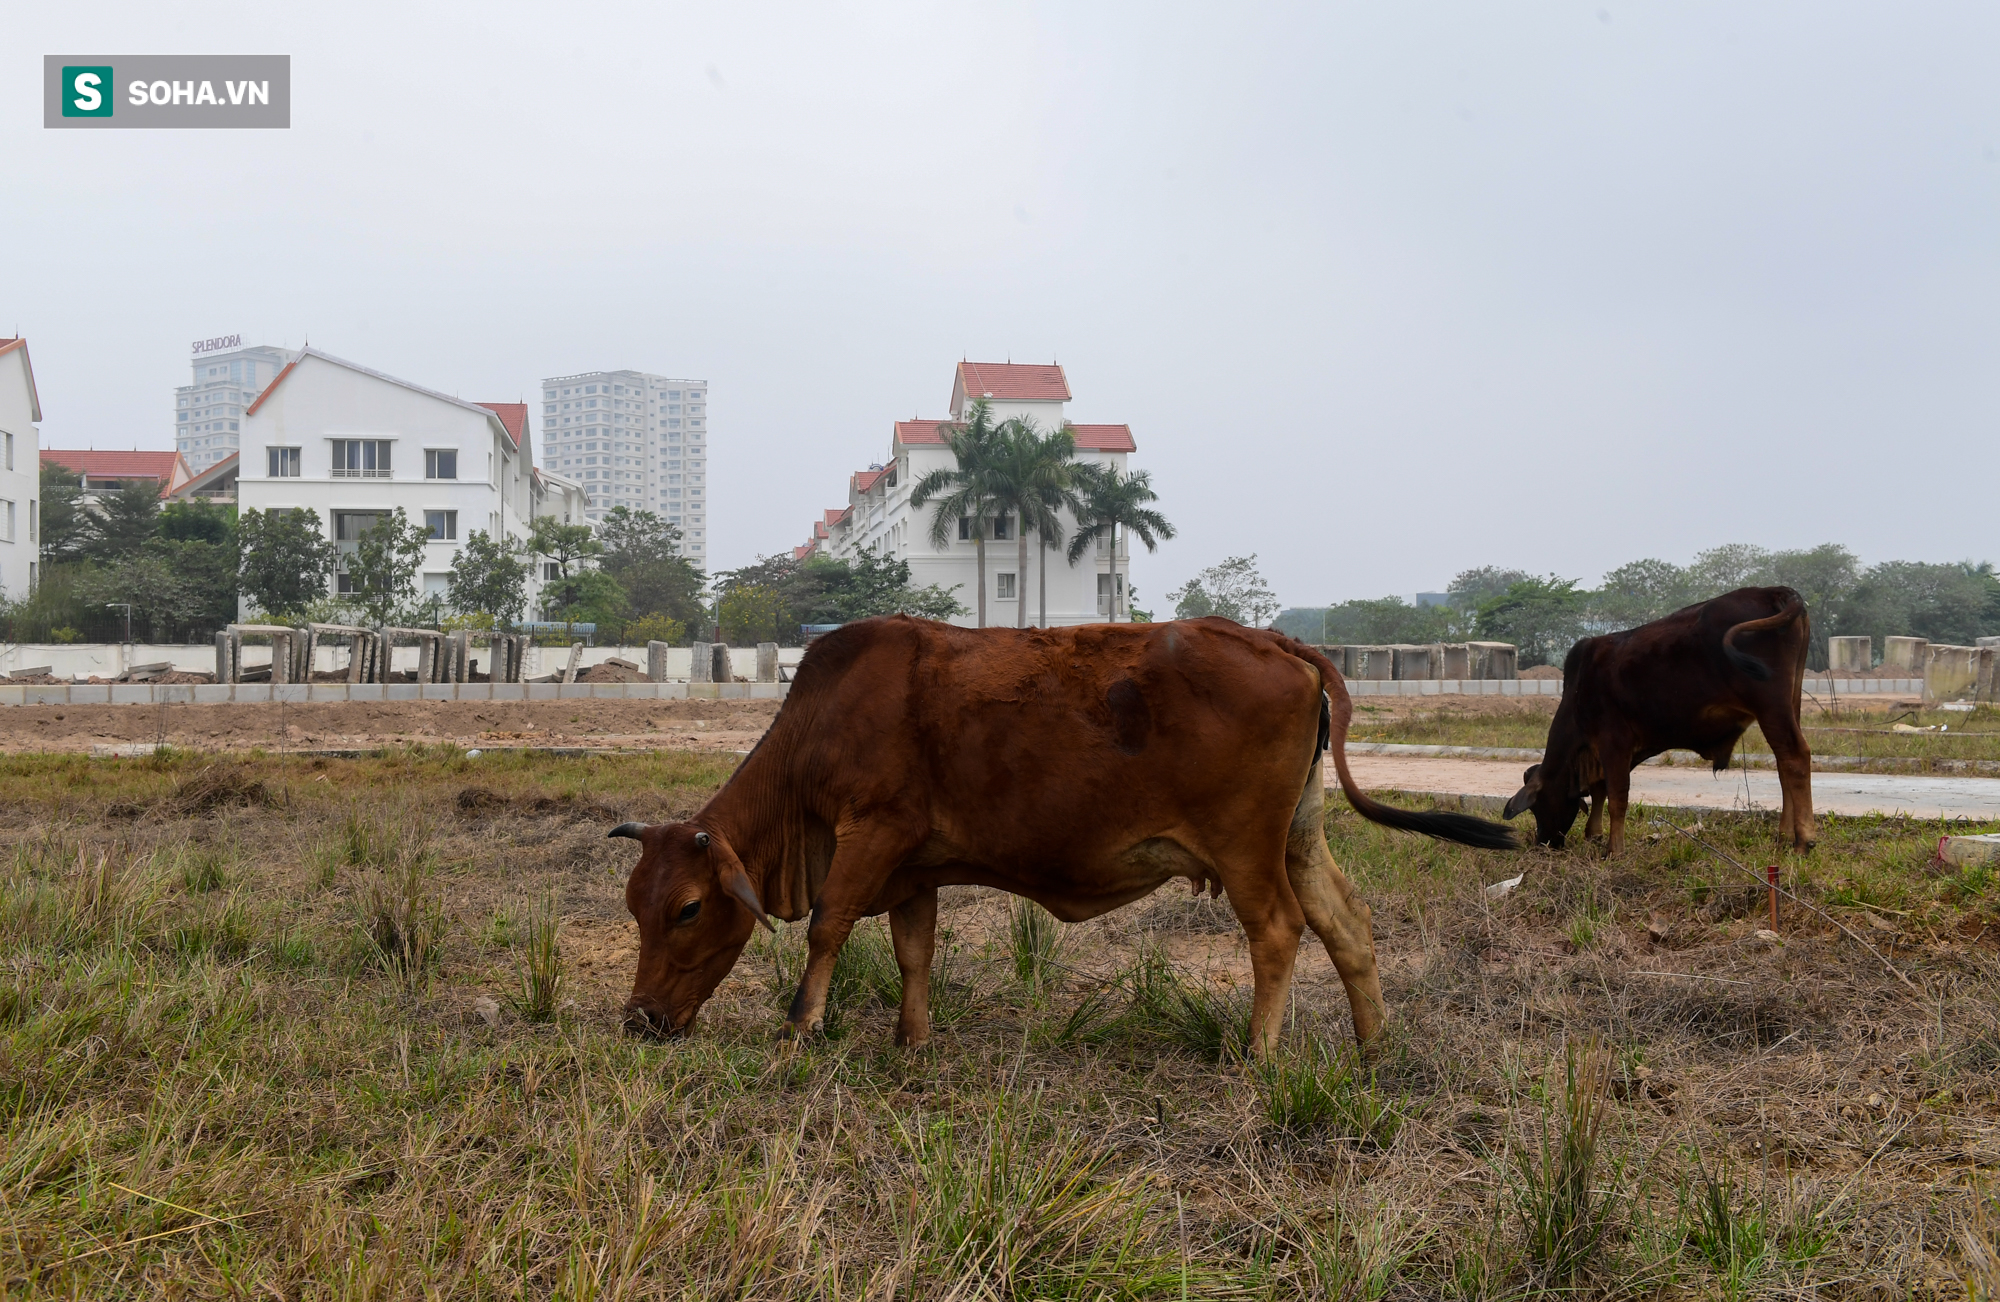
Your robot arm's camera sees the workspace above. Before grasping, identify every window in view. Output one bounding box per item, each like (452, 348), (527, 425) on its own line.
(330, 439), (391, 478)
(28, 500), (36, 542)
(268, 447), (301, 477)
(424, 510), (457, 541)
(425, 449), (458, 479)
(958, 517), (972, 541)
(992, 514), (1012, 540)
(544, 561), (562, 581)
(4, 431), (11, 470)
(996, 572), (1016, 600)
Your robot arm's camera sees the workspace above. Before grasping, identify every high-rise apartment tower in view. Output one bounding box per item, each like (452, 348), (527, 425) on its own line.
(538, 369), (708, 565)
(176, 340), (293, 471)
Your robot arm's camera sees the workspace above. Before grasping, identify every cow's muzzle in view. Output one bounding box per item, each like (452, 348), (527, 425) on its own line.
(622, 1002), (689, 1039)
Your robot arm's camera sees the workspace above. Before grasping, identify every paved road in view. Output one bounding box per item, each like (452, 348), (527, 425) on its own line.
(1338, 755), (2000, 822)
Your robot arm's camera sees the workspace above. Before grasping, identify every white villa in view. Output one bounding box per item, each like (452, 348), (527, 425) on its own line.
(798, 362), (1138, 626)
(0, 339), (42, 603)
(239, 347), (586, 614)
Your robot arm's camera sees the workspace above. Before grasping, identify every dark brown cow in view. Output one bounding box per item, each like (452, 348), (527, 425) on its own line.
(1503, 586), (1815, 854)
(612, 616), (1516, 1054)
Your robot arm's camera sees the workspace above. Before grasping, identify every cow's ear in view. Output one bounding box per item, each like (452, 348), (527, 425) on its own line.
(705, 831), (775, 933)
(1503, 766), (1541, 820)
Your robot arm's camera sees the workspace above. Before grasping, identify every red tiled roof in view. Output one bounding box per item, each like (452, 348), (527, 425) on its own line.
(954, 361), (1070, 405)
(0, 338), (43, 422)
(895, 419), (951, 446)
(824, 507), (852, 528)
(852, 467), (890, 494)
(1070, 423), (1137, 453)
(478, 402), (527, 449)
(244, 355), (301, 415)
(43, 449), (192, 495)
(813, 521), (829, 540)
(171, 452), (239, 500)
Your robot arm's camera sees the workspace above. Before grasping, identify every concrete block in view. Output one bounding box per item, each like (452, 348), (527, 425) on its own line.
(713, 645), (734, 683)
(110, 685), (152, 705)
(688, 641), (714, 684)
(488, 684), (525, 701)
(26, 686), (67, 705)
(309, 685), (349, 703)
(0, 685), (24, 707)
(70, 686), (111, 704)
(1883, 636), (1927, 672)
(384, 684), (420, 702)
(687, 683), (721, 699)
(655, 683), (688, 699)
(234, 685), (273, 703)
(158, 685), (196, 704)
(527, 683), (559, 701)
(1975, 647), (1996, 704)
(1440, 644), (1471, 679)
(1827, 636), (1871, 673)
(193, 684), (232, 704)
(558, 684), (591, 700)
(1468, 641), (1517, 680)
(756, 643), (780, 682)
(1352, 646), (1395, 681)
(421, 684), (455, 701)
(455, 683), (492, 701)
(1926, 644), (1978, 702)
(273, 685), (309, 704)
(345, 684), (384, 702)
(720, 683), (750, 698)
(1417, 679), (1440, 695)
(1391, 644), (1436, 681)
(1942, 834), (2000, 866)
(750, 682), (783, 699)
(588, 684), (628, 699)
(647, 640), (672, 683)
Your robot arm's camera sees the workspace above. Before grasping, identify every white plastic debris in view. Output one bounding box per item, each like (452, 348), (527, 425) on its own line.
(465, 748), (483, 759)
(1484, 874), (1524, 900)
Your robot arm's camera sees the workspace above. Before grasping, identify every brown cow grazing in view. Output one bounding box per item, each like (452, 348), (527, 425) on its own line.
(1502, 586), (1815, 855)
(612, 616), (1517, 1054)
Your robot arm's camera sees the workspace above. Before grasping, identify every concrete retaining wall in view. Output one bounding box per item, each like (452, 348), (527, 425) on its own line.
(0, 643), (807, 682)
(0, 681), (792, 706)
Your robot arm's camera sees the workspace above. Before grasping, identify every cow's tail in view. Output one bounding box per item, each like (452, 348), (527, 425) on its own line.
(1288, 641), (1519, 852)
(1721, 594), (1807, 682)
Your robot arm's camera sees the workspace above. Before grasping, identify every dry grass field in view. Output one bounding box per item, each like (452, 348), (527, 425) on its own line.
(3, 746), (1999, 1299)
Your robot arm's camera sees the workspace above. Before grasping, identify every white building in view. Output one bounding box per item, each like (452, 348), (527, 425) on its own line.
(805, 362), (1138, 627)
(177, 339), (293, 472)
(240, 347), (584, 613)
(539, 369), (709, 565)
(0, 339), (43, 602)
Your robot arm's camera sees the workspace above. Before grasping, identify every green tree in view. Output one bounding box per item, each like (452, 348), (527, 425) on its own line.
(88, 481), (162, 558)
(1475, 576), (1587, 668)
(1447, 566), (1531, 612)
(594, 507), (706, 633)
(37, 463), (95, 563)
(1590, 558), (1691, 630)
(717, 584), (787, 645)
(238, 508), (337, 620)
(990, 417), (1083, 627)
(543, 568), (627, 629)
(530, 516), (602, 579)
(346, 508), (431, 624)
(709, 550), (965, 643)
(1837, 560), (2000, 648)
(1684, 544), (1772, 597)
(910, 398), (1009, 627)
(446, 530), (530, 627)
(1273, 597), (1462, 645)
(1169, 555), (1279, 628)
(1067, 465), (1174, 623)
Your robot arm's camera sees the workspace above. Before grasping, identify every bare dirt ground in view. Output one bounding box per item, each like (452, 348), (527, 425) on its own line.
(0, 697), (782, 754)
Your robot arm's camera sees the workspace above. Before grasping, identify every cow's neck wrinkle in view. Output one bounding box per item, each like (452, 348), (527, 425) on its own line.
(705, 738), (818, 925)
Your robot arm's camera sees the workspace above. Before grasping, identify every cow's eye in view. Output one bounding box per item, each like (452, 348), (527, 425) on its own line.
(676, 900), (702, 924)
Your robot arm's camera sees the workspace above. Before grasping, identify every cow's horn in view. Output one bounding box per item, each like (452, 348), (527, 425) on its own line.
(706, 831), (775, 933)
(607, 822), (646, 840)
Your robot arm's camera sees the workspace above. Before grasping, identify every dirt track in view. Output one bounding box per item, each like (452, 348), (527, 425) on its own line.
(0, 698), (782, 754)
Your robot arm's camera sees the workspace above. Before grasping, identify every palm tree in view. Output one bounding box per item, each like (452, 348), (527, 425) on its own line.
(909, 399), (1007, 627)
(988, 417), (1082, 627)
(1067, 466), (1175, 622)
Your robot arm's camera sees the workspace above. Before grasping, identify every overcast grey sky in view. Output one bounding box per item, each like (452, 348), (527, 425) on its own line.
(7, 3), (1997, 608)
